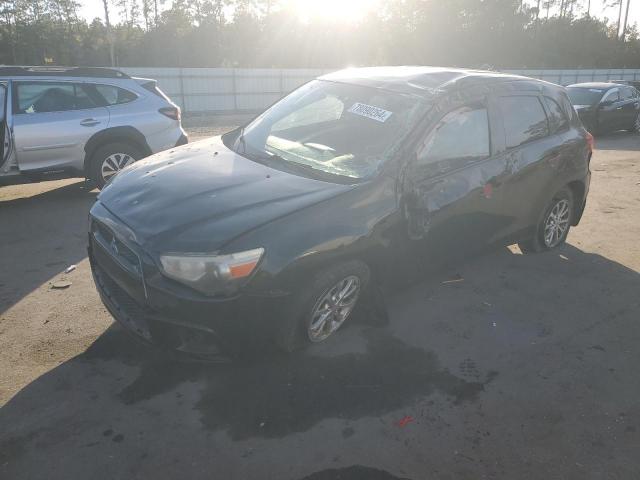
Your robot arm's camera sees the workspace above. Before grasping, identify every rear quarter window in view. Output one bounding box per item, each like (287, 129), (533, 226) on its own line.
(93, 84), (138, 106)
(498, 96), (549, 149)
(543, 96), (570, 133)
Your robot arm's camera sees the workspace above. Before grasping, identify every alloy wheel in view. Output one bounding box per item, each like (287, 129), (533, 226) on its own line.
(101, 153), (135, 181)
(543, 199), (570, 248)
(307, 275), (361, 342)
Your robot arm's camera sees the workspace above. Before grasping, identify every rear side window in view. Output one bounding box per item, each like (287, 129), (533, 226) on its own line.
(16, 82), (100, 114)
(543, 96), (569, 133)
(498, 96), (549, 148)
(621, 87), (635, 100)
(417, 106), (490, 171)
(602, 89), (620, 103)
(93, 84), (137, 106)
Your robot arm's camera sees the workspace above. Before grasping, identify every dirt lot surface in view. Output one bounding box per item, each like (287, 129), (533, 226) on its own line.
(1, 127), (639, 480)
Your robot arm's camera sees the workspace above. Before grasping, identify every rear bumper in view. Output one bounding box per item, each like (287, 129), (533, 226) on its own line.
(573, 169), (591, 226)
(175, 133), (188, 147)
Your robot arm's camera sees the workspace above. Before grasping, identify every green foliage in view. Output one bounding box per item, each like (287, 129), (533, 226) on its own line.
(0, 0), (638, 67)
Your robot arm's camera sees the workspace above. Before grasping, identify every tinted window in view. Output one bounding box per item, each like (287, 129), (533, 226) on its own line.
(544, 96), (569, 133)
(417, 106), (490, 170)
(621, 87), (635, 100)
(75, 85), (98, 109)
(567, 87), (605, 106)
(602, 89), (620, 103)
(15, 82), (100, 114)
(498, 96), (549, 149)
(94, 84), (137, 105)
(17, 82), (75, 113)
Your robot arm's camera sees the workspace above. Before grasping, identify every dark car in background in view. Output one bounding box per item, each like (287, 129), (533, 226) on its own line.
(89, 67), (592, 356)
(567, 82), (640, 134)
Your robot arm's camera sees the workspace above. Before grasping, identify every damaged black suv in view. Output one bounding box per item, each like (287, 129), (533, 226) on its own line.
(89, 67), (592, 355)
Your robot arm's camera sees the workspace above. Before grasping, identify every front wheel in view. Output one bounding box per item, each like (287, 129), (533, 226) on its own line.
(275, 260), (370, 352)
(90, 142), (142, 189)
(518, 188), (573, 254)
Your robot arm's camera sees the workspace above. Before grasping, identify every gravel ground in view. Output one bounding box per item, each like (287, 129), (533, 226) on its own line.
(0, 125), (639, 480)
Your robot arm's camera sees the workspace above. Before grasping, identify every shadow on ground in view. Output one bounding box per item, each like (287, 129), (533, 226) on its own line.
(0, 180), (96, 313)
(2, 242), (640, 479)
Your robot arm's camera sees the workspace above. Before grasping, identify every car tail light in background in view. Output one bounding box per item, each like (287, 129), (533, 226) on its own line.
(586, 132), (595, 152)
(159, 106), (181, 121)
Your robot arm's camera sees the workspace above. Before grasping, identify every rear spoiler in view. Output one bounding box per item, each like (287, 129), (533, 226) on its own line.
(132, 77), (171, 102)
(132, 76), (157, 87)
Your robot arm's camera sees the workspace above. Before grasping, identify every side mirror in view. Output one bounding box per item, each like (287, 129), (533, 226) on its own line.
(599, 99), (614, 108)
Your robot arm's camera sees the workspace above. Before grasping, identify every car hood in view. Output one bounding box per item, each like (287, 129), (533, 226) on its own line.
(97, 136), (354, 253)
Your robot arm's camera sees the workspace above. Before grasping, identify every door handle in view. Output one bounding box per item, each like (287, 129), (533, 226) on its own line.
(80, 118), (100, 127)
(616, 107), (623, 110)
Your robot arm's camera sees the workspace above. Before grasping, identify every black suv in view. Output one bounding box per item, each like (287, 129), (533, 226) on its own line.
(89, 67), (592, 355)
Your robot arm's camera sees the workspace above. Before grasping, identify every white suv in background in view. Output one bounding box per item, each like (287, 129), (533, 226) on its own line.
(0, 66), (188, 188)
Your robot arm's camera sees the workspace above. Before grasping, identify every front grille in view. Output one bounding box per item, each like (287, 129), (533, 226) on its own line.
(94, 263), (152, 341)
(92, 220), (141, 275)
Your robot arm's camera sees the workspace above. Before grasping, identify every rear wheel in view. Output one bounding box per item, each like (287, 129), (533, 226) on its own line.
(628, 113), (640, 133)
(518, 188), (573, 254)
(90, 142), (142, 189)
(275, 260), (370, 352)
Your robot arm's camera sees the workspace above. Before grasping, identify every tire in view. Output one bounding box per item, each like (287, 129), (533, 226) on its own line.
(628, 113), (640, 133)
(518, 187), (574, 254)
(275, 260), (370, 352)
(90, 142), (143, 189)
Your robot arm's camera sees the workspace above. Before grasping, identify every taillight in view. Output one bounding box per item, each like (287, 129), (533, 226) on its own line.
(159, 106), (181, 121)
(585, 132), (595, 152)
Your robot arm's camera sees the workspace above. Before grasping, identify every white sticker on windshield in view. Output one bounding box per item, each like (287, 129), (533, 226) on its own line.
(348, 103), (393, 123)
(589, 89), (603, 93)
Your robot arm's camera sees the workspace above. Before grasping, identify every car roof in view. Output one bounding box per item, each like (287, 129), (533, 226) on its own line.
(0, 66), (129, 79)
(319, 66), (555, 98)
(567, 82), (620, 89)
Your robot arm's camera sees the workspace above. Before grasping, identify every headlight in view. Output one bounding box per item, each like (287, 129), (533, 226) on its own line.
(159, 248), (264, 296)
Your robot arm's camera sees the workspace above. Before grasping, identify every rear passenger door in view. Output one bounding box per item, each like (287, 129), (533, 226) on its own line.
(597, 88), (621, 132)
(494, 94), (564, 240)
(12, 81), (109, 173)
(619, 86), (640, 129)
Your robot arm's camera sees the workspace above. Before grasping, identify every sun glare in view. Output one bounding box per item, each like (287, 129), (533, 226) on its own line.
(292, 0), (381, 23)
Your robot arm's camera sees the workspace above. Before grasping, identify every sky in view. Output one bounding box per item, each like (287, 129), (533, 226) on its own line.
(78, 0), (639, 28)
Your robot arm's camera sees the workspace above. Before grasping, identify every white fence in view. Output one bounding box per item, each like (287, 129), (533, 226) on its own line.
(120, 67), (640, 115)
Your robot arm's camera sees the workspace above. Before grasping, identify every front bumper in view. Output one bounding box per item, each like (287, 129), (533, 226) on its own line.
(88, 207), (277, 356)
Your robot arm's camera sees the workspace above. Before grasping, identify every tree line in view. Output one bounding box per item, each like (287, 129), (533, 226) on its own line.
(0, 0), (639, 69)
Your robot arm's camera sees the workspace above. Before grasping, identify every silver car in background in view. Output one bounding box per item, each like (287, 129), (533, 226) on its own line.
(0, 66), (187, 188)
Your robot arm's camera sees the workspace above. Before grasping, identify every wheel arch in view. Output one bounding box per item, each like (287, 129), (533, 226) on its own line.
(83, 126), (152, 175)
(566, 180), (586, 225)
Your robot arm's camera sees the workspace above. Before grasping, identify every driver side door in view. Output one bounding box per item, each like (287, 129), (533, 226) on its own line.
(403, 96), (510, 262)
(0, 81), (15, 176)
(12, 81), (109, 173)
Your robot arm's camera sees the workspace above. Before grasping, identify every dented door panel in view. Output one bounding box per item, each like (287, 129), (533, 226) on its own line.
(403, 92), (512, 259)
